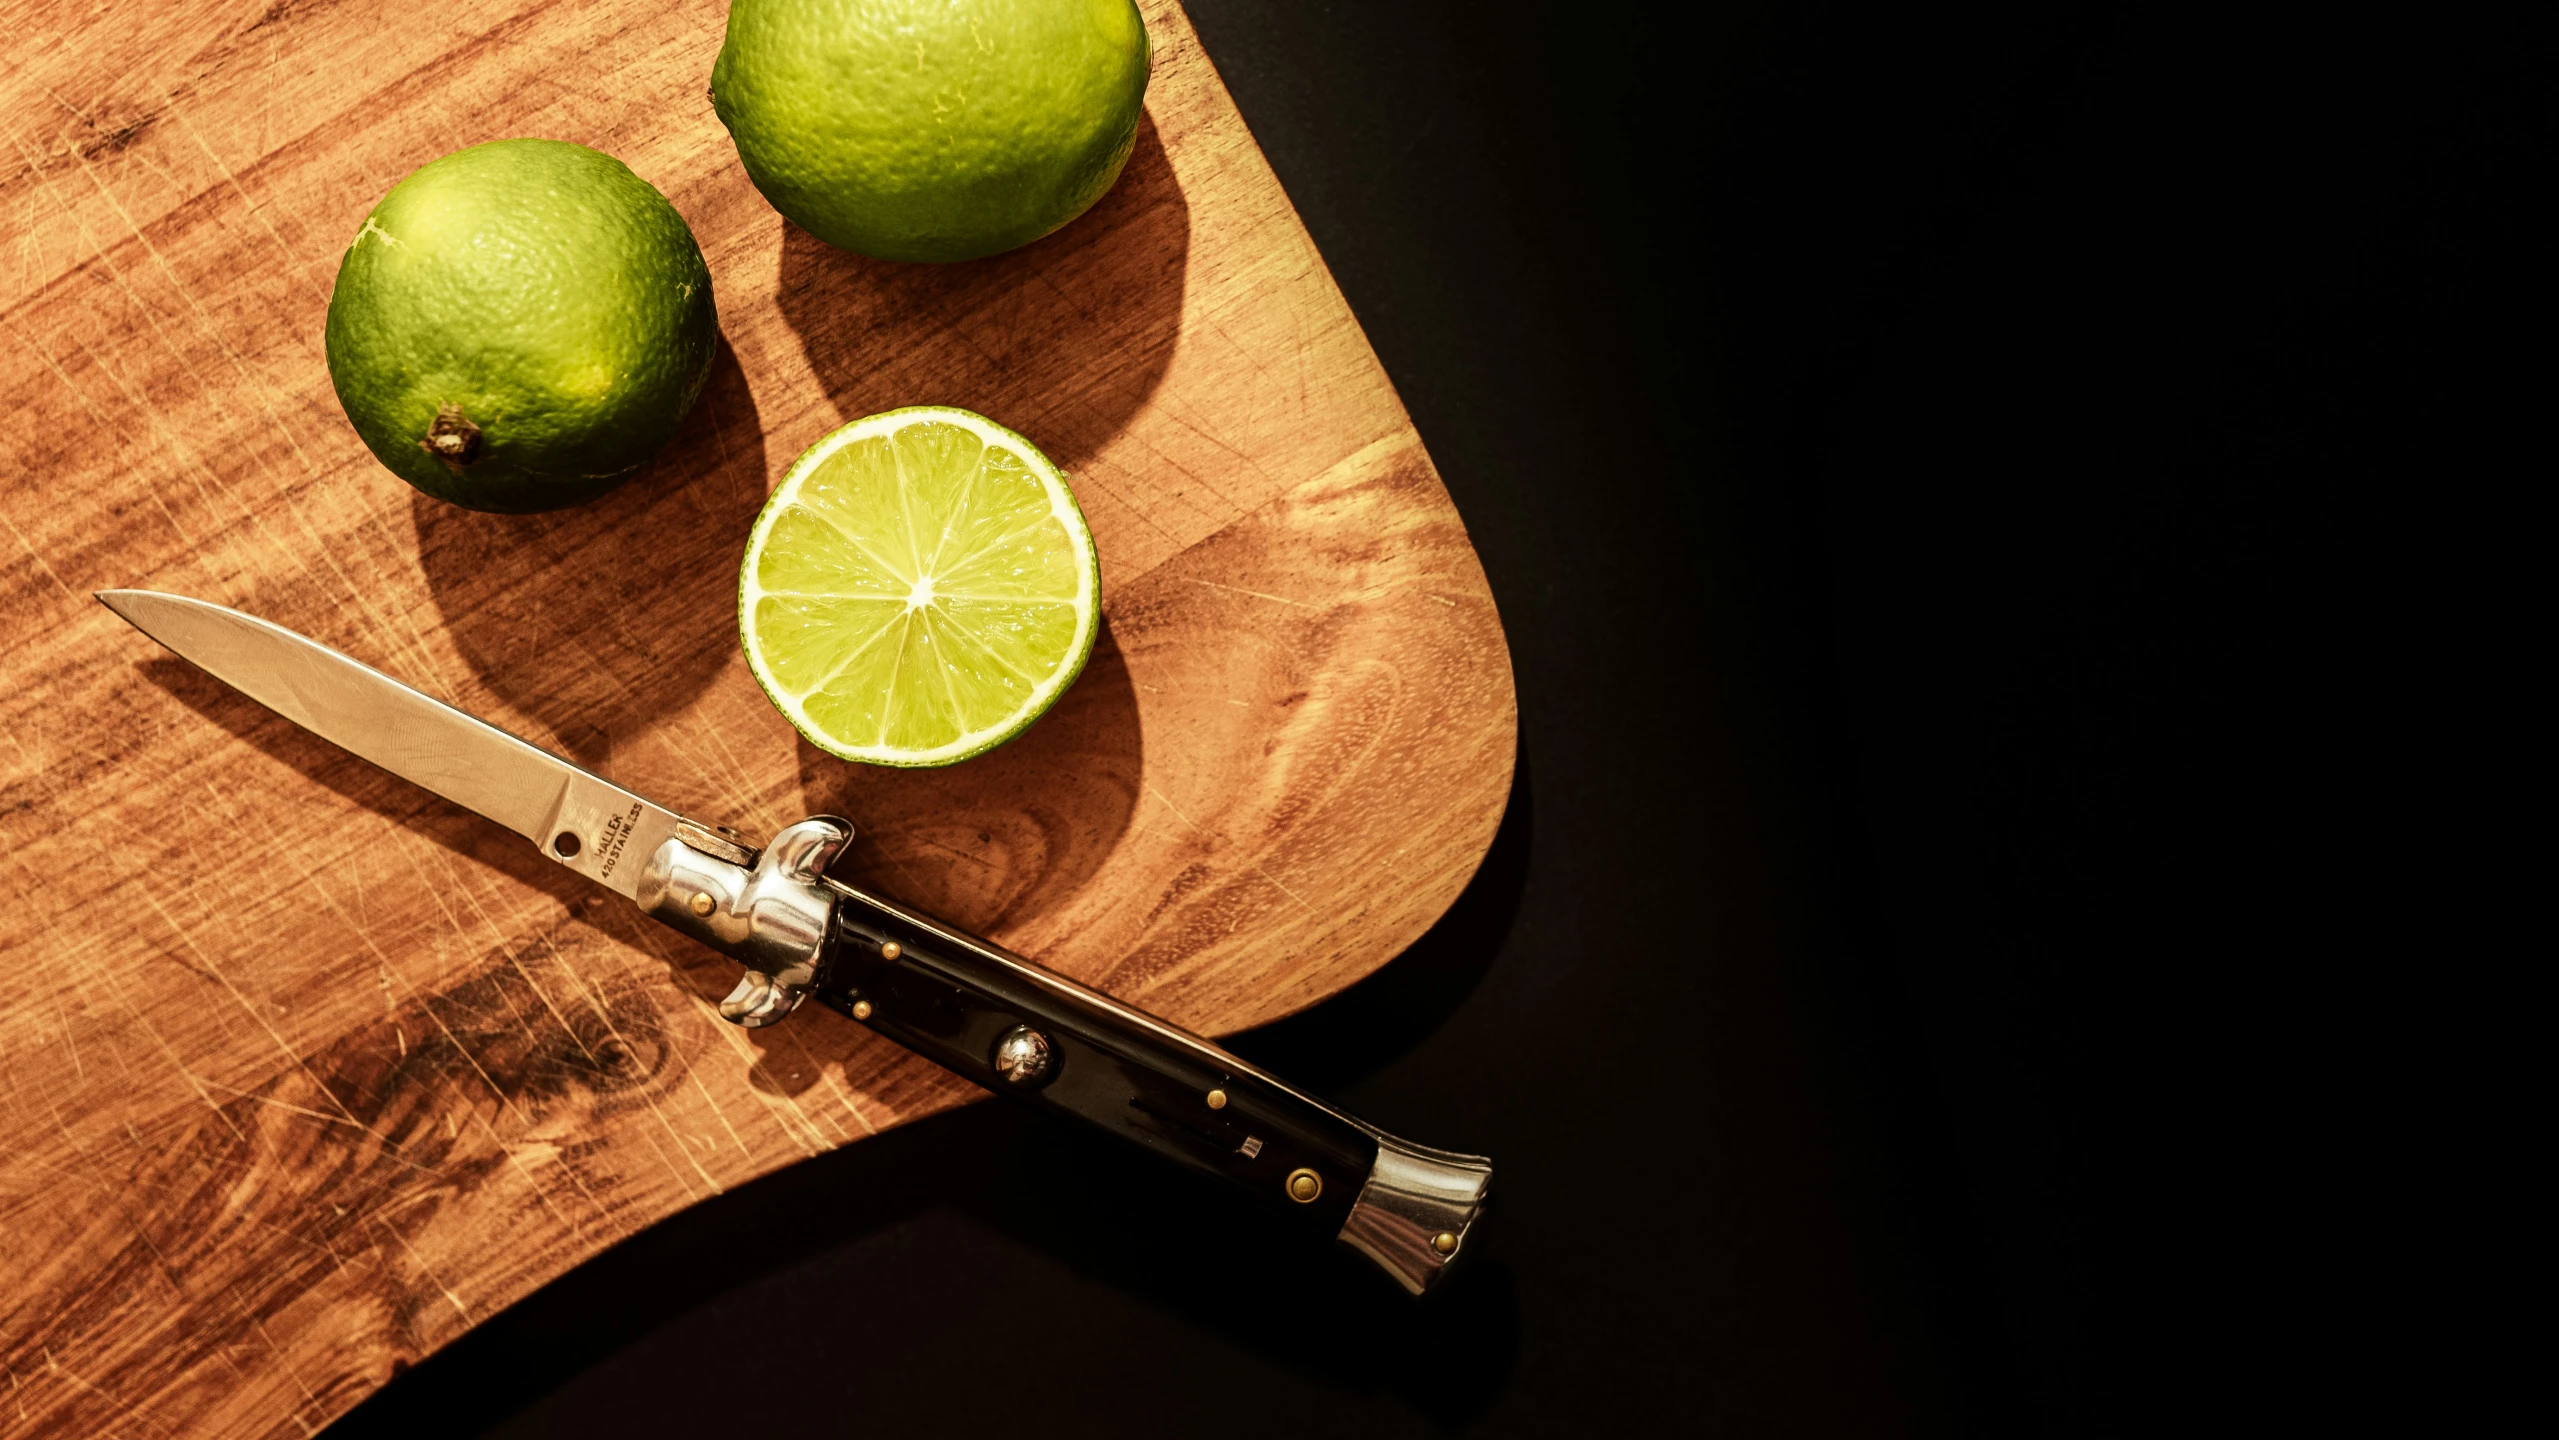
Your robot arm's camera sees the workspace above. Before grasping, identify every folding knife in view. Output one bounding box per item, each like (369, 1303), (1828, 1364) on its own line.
(98, 590), (1491, 1294)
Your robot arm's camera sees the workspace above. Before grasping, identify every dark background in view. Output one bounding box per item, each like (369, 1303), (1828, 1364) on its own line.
(336, 3), (2522, 1435)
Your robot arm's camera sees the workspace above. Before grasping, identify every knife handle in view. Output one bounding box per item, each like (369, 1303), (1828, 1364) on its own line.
(811, 878), (1493, 1295)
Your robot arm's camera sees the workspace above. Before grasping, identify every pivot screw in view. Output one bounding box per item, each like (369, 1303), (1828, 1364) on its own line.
(1432, 1231), (1458, 1256)
(1286, 1168), (1323, 1203)
(689, 892), (715, 917)
(879, 940), (902, 961)
(1206, 1088), (1228, 1110)
(851, 999), (873, 1021)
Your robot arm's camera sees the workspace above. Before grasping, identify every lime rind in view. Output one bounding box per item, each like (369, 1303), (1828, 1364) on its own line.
(324, 138), (718, 513)
(712, 0), (1152, 263)
(739, 406), (1101, 767)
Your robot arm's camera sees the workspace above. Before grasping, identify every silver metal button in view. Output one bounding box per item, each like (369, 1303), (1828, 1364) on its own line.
(990, 1025), (1058, 1088)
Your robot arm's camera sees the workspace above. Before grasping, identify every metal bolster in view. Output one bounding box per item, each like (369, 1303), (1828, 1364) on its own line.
(635, 815), (853, 1027)
(1336, 1133), (1494, 1295)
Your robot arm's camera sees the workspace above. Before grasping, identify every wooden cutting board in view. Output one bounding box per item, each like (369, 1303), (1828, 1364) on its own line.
(0, 2), (1514, 1434)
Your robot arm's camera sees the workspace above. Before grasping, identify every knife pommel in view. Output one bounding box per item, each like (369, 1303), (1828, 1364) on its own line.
(1340, 1137), (1496, 1294)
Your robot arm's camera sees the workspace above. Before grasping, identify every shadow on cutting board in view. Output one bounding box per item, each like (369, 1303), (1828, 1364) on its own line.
(134, 343), (766, 890)
(795, 618), (1146, 941)
(774, 115), (1189, 473)
(330, 754), (1529, 1438)
(411, 340), (770, 769)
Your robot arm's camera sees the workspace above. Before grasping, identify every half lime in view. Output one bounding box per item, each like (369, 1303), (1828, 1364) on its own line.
(739, 407), (1100, 766)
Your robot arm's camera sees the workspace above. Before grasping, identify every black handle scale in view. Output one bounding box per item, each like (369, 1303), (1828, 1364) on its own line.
(814, 882), (1380, 1234)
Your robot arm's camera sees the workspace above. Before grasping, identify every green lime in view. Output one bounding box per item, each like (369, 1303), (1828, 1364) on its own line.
(711, 0), (1152, 263)
(739, 407), (1100, 767)
(324, 139), (718, 513)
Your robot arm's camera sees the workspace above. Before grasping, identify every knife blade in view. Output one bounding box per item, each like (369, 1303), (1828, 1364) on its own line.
(99, 589), (1492, 1294)
(97, 589), (686, 898)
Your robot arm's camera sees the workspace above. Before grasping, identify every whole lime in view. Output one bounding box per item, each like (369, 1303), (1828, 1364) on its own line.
(711, 0), (1151, 263)
(324, 139), (718, 513)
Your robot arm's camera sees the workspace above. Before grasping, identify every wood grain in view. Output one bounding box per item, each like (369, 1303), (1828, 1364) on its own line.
(0, 3), (1516, 1434)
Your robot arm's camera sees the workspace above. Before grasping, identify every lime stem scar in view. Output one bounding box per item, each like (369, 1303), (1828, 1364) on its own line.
(419, 404), (483, 470)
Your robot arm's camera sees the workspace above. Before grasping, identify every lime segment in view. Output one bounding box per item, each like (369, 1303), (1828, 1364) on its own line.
(740, 407), (1100, 766)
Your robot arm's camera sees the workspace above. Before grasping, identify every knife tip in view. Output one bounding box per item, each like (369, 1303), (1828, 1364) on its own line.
(94, 588), (149, 624)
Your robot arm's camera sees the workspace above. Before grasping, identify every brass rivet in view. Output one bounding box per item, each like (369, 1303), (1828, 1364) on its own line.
(1432, 1231), (1458, 1256)
(851, 999), (874, 1021)
(1206, 1088), (1228, 1110)
(880, 941), (902, 961)
(1285, 1167), (1323, 1203)
(688, 892), (715, 917)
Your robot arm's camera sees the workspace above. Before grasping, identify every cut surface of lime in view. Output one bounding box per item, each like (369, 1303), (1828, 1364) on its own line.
(741, 407), (1100, 767)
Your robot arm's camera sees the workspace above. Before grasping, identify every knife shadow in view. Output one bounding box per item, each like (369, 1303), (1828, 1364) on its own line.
(330, 1107), (1520, 1440)
(328, 761), (1530, 1439)
(133, 655), (591, 910)
(774, 113), (1188, 475)
(411, 339), (768, 768)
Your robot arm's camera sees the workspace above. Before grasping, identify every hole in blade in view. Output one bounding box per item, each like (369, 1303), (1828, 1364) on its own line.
(553, 831), (583, 858)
